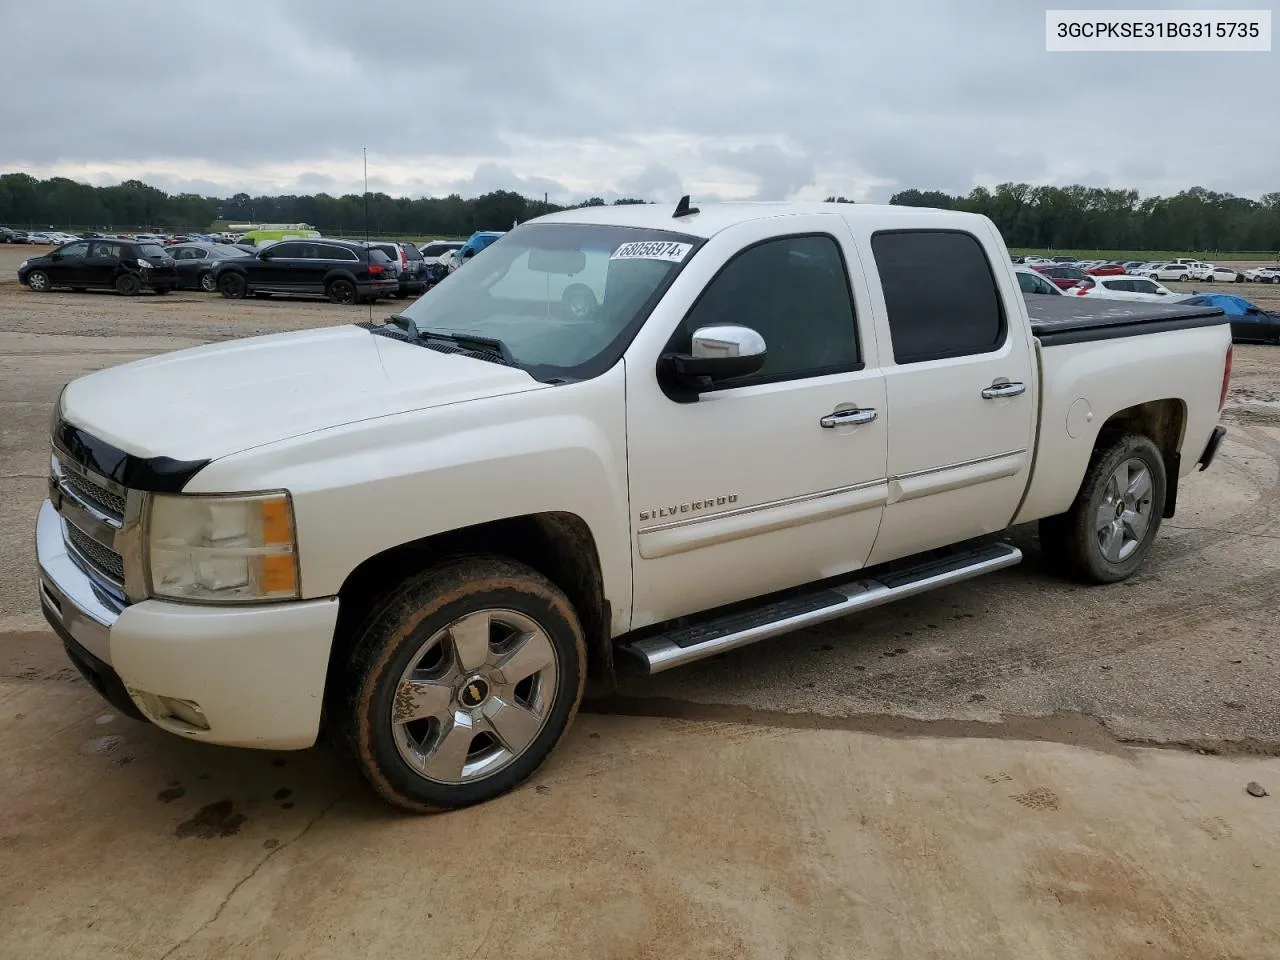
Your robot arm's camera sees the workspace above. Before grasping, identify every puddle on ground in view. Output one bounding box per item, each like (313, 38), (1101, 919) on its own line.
(80, 735), (123, 756)
(175, 800), (247, 839)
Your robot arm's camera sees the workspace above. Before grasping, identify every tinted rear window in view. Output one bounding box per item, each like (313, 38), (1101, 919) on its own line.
(401, 244), (423, 260)
(138, 243), (167, 258)
(871, 230), (1005, 364)
(368, 249), (393, 264)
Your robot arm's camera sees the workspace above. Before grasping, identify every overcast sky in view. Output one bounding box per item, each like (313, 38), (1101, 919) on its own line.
(1, 0), (1275, 203)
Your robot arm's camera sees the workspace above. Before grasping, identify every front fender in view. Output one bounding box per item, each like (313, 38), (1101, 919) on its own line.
(184, 363), (633, 633)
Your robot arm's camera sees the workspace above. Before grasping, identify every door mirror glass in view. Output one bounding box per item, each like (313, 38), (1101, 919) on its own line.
(661, 324), (768, 389)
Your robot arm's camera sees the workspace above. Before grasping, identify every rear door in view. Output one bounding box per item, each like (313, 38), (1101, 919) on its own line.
(855, 226), (1038, 565)
(84, 240), (124, 287)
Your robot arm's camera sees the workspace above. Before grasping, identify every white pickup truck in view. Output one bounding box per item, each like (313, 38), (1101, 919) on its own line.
(37, 200), (1232, 811)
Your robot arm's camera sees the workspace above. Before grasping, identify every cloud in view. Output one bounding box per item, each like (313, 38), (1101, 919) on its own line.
(705, 145), (816, 200)
(0, 0), (1275, 203)
(618, 163), (684, 203)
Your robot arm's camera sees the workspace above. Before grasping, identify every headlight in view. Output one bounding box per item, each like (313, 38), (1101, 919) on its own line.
(19, 259), (28, 270)
(147, 492), (299, 602)
(136, 258), (152, 269)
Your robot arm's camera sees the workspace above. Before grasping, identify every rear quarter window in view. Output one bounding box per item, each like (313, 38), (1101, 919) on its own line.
(871, 230), (1006, 364)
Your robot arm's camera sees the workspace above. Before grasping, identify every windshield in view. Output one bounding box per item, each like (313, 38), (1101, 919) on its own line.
(394, 222), (700, 380)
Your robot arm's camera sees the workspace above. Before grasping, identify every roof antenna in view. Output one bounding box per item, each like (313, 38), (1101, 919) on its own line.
(672, 194), (699, 218)
(363, 146), (373, 325)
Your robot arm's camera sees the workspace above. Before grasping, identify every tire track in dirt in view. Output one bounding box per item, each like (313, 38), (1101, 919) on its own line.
(865, 568), (1280, 699)
(1158, 420), (1280, 562)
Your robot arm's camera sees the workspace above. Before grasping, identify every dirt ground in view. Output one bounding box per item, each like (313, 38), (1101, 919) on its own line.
(2, 246), (1280, 959)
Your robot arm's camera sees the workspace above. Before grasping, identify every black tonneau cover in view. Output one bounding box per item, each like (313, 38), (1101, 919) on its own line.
(1025, 294), (1228, 347)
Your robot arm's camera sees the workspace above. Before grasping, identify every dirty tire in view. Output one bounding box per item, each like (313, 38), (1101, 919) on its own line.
(339, 555), (587, 812)
(115, 274), (141, 296)
(327, 278), (356, 305)
(218, 273), (246, 299)
(26, 270), (50, 292)
(1039, 433), (1167, 584)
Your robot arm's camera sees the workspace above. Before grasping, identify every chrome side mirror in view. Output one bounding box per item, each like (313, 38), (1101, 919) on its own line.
(658, 323), (768, 402)
(689, 324), (767, 365)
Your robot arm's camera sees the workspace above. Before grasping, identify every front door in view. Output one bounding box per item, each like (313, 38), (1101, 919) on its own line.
(856, 226), (1038, 565)
(625, 221), (888, 628)
(46, 241), (90, 285)
(254, 242), (302, 292)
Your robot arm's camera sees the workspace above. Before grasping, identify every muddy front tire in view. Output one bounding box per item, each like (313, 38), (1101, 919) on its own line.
(1039, 433), (1166, 584)
(339, 556), (587, 812)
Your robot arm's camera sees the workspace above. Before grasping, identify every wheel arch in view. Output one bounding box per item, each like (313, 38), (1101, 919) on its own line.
(1094, 398), (1186, 518)
(325, 510), (614, 713)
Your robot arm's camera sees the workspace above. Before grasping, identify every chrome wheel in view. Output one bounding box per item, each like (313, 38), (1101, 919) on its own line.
(1095, 457), (1153, 563)
(28, 270), (49, 291)
(199, 272), (216, 292)
(391, 609), (558, 785)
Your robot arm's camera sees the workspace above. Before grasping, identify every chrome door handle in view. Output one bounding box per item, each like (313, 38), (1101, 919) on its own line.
(820, 407), (877, 428)
(981, 381), (1026, 400)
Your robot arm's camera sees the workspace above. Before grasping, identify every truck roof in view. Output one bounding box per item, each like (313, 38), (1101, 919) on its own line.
(533, 201), (986, 239)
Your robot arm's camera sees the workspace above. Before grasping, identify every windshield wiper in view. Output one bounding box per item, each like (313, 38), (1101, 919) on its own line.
(383, 314), (516, 367)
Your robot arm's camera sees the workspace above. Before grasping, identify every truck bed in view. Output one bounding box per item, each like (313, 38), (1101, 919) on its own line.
(1025, 294), (1228, 347)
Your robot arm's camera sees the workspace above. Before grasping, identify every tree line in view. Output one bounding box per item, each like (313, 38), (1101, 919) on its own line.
(2, 171), (1278, 252)
(890, 184), (1280, 253)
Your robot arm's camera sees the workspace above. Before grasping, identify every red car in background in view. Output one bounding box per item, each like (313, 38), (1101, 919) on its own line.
(1086, 262), (1127, 276)
(1031, 264), (1093, 289)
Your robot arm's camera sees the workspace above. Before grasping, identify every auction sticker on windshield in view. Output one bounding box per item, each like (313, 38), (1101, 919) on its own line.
(610, 240), (693, 262)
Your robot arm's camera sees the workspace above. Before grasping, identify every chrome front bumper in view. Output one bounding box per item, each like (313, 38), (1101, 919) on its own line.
(36, 499), (121, 666)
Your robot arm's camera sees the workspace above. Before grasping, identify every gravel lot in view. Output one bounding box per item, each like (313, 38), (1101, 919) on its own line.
(2, 244), (1279, 958)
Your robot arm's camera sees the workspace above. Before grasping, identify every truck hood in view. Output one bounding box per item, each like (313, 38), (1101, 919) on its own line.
(60, 324), (548, 461)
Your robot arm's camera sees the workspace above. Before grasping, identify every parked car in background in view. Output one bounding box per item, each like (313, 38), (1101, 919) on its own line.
(1188, 263), (1240, 283)
(365, 241), (429, 299)
(1015, 266), (1064, 295)
(1138, 263), (1192, 282)
(212, 238), (399, 304)
(1033, 265), (1093, 289)
(447, 230), (505, 273)
(1050, 255), (1078, 263)
(1086, 262), (1127, 276)
(1070, 275), (1177, 301)
(1244, 266), (1280, 284)
(1179, 293), (1280, 344)
(419, 239), (464, 283)
(18, 237), (178, 295)
(26, 231), (55, 245)
(166, 242), (254, 292)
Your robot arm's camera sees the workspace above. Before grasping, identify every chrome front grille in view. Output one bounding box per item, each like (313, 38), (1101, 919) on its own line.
(61, 469), (126, 521)
(65, 522), (126, 585)
(50, 452), (132, 598)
